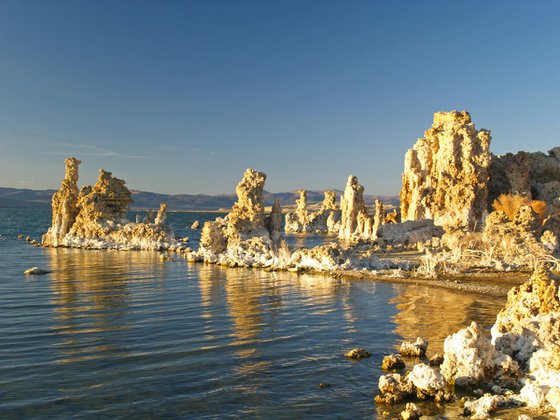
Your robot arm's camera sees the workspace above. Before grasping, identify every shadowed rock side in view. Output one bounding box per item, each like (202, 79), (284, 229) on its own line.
(376, 270), (560, 418)
(284, 190), (341, 233)
(489, 148), (560, 212)
(42, 157), (82, 247)
(43, 159), (181, 251)
(400, 111), (492, 230)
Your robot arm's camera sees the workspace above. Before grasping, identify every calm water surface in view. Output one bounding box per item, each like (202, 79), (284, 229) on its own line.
(0, 209), (506, 418)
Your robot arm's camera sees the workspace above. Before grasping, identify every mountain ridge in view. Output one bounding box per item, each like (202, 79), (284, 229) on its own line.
(0, 187), (399, 211)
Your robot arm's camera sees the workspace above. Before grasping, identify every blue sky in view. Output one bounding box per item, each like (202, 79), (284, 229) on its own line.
(1, 1), (559, 195)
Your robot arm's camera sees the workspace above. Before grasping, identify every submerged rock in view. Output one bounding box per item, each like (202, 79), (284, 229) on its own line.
(24, 267), (50, 275)
(344, 348), (371, 360)
(400, 111), (492, 230)
(382, 354), (406, 370)
(399, 402), (422, 420)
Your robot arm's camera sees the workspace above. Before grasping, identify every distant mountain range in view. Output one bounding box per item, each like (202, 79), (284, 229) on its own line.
(0, 187), (399, 211)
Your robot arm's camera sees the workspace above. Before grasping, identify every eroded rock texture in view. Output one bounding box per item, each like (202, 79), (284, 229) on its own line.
(338, 175), (374, 241)
(489, 148), (560, 211)
(491, 269), (560, 414)
(284, 190), (341, 233)
(43, 159), (180, 251)
(42, 157), (81, 247)
(400, 111), (492, 230)
(193, 169), (287, 267)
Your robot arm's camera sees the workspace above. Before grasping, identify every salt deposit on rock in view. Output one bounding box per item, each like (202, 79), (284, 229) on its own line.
(399, 337), (428, 357)
(42, 157), (81, 247)
(491, 269), (560, 416)
(42, 158), (181, 251)
(191, 169), (287, 268)
(440, 321), (519, 388)
(400, 111), (492, 230)
(375, 364), (451, 404)
(463, 394), (509, 419)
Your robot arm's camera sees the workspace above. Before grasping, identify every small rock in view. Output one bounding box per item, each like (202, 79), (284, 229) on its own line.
(429, 353), (444, 366)
(24, 267), (49, 275)
(25, 236), (31, 242)
(345, 348), (371, 360)
(318, 383), (331, 389)
(400, 402), (422, 420)
(191, 220), (200, 229)
(400, 337), (428, 357)
(382, 354), (405, 370)
(473, 388), (484, 396)
(159, 254), (174, 261)
(17, 234), (23, 239)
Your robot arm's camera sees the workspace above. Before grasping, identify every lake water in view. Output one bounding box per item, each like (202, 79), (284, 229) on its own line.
(0, 209), (506, 418)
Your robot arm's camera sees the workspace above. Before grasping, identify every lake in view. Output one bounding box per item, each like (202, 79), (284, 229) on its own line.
(0, 209), (505, 418)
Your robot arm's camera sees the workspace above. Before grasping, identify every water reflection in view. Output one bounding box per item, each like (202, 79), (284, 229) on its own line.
(46, 248), (171, 364)
(389, 284), (506, 353)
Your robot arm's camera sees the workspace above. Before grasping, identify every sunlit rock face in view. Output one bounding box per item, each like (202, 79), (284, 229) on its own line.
(338, 175), (374, 241)
(489, 148), (560, 212)
(42, 157), (81, 247)
(491, 270), (560, 415)
(284, 190), (341, 234)
(226, 168), (269, 241)
(400, 111), (492, 230)
(195, 169), (287, 268)
(43, 159), (180, 251)
(69, 169), (133, 239)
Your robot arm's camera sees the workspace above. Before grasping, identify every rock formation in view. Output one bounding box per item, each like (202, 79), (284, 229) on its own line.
(400, 111), (492, 230)
(192, 169), (287, 267)
(489, 148), (560, 212)
(42, 157), (81, 247)
(43, 159), (181, 251)
(338, 175), (374, 241)
(491, 269), (560, 414)
(284, 190), (341, 234)
(383, 270), (560, 418)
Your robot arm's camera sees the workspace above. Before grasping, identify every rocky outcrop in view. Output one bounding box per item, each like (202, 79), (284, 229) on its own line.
(42, 157), (81, 247)
(491, 269), (560, 415)
(400, 111), (492, 230)
(191, 169), (287, 267)
(284, 190), (341, 234)
(43, 159), (181, 251)
(440, 321), (519, 387)
(489, 148), (560, 212)
(338, 176), (374, 241)
(375, 364), (451, 405)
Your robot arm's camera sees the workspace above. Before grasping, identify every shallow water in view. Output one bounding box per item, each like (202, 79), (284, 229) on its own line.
(0, 209), (508, 418)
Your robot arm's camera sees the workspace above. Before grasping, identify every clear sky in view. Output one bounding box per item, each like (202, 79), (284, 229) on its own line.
(1, 1), (559, 195)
